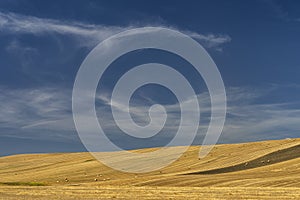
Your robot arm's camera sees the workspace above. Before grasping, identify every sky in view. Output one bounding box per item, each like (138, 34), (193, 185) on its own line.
(0, 0), (300, 156)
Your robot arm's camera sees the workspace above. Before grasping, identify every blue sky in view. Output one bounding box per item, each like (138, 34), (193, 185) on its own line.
(0, 0), (300, 156)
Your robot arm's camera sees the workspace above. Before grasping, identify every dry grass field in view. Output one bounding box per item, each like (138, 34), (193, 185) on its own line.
(0, 138), (300, 199)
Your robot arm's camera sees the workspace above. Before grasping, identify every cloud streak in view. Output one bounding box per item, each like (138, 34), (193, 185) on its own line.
(1, 85), (299, 145)
(0, 11), (231, 50)
(0, 87), (75, 141)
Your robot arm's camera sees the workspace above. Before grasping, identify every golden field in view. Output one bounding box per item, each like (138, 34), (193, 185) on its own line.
(0, 138), (300, 199)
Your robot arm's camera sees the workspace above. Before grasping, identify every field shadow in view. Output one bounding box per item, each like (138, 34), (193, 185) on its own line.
(185, 144), (300, 175)
(0, 182), (47, 186)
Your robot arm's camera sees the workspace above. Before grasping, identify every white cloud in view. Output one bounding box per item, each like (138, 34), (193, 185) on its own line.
(0, 87), (75, 140)
(1, 85), (299, 144)
(0, 11), (231, 50)
(97, 86), (300, 143)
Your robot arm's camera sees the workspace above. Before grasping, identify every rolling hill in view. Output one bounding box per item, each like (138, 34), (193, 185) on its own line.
(0, 138), (299, 199)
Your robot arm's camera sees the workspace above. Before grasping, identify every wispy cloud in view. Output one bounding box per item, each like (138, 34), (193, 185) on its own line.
(1, 11), (297, 146)
(1, 85), (299, 144)
(0, 11), (231, 50)
(264, 0), (300, 23)
(221, 87), (300, 143)
(98, 86), (300, 144)
(0, 87), (75, 140)
(184, 31), (231, 51)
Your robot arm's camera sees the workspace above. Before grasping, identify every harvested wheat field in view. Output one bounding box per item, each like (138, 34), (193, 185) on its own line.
(0, 138), (300, 199)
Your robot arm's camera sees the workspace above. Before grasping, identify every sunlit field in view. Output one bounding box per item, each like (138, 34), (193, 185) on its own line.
(1, 138), (299, 199)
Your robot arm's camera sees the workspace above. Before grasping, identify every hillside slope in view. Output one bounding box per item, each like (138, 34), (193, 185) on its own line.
(0, 138), (300, 199)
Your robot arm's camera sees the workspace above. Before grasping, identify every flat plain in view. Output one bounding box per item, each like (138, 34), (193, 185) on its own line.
(0, 138), (300, 199)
